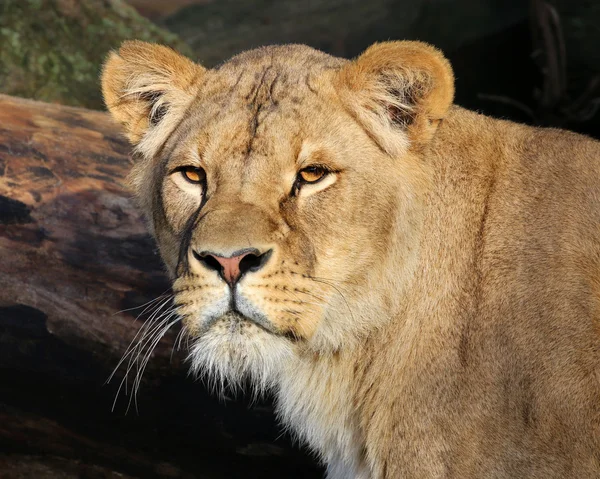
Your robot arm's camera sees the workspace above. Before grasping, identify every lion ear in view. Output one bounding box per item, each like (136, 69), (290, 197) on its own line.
(336, 41), (454, 156)
(101, 41), (205, 149)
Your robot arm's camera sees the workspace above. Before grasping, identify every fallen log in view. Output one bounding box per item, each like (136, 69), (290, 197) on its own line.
(0, 94), (320, 478)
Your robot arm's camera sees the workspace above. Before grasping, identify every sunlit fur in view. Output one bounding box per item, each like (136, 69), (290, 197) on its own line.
(103, 40), (600, 478)
(186, 311), (294, 394)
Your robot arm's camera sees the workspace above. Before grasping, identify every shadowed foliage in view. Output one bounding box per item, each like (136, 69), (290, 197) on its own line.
(0, 0), (192, 110)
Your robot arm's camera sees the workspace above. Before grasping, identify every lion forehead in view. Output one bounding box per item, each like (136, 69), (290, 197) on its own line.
(217, 44), (346, 76)
(197, 45), (346, 117)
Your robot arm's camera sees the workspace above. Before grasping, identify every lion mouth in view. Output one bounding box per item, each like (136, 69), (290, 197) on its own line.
(202, 309), (275, 334)
(201, 310), (300, 342)
(176, 283), (306, 343)
(220, 311), (258, 334)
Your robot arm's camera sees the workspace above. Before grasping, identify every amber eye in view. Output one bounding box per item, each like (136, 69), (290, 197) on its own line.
(181, 166), (206, 184)
(298, 166), (327, 184)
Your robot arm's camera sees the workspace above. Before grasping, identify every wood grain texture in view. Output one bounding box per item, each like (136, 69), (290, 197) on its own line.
(0, 94), (320, 478)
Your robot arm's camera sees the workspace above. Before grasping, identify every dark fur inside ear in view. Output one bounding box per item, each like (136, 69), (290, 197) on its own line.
(151, 104), (168, 125)
(382, 73), (428, 128)
(138, 90), (162, 103)
(138, 91), (168, 126)
(386, 87), (417, 127)
(388, 106), (415, 126)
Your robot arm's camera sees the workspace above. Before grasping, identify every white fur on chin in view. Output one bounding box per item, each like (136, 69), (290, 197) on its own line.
(186, 312), (295, 396)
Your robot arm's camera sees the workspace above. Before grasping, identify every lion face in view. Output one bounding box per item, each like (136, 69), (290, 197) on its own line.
(102, 41), (454, 387)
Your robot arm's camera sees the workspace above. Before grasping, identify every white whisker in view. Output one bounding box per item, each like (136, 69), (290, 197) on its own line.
(109, 294), (178, 412)
(130, 314), (181, 412)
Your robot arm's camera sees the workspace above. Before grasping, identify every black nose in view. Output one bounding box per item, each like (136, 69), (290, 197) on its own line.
(192, 248), (272, 285)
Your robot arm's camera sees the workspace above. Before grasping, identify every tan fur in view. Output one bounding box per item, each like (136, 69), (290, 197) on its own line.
(102, 40), (600, 478)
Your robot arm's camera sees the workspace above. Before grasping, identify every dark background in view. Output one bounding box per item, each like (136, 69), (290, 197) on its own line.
(0, 1), (599, 478)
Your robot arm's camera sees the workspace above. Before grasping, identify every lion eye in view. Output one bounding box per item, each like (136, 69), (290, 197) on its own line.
(298, 166), (327, 184)
(181, 166), (206, 184)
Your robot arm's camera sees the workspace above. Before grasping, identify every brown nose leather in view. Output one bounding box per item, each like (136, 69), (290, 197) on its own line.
(210, 252), (251, 284)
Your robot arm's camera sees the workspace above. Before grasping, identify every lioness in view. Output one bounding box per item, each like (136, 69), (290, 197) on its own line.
(102, 40), (600, 478)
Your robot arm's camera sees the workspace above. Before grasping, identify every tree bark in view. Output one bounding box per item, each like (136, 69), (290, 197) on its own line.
(0, 94), (320, 478)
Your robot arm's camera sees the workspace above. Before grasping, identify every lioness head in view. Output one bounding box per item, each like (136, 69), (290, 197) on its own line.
(102, 41), (454, 389)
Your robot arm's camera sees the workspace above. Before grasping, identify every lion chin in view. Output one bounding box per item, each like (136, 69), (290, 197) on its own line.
(186, 311), (295, 395)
